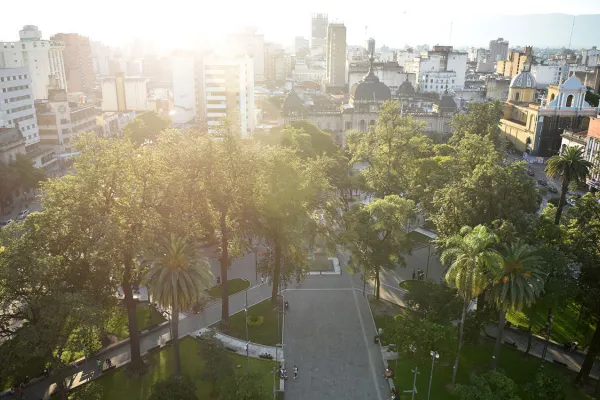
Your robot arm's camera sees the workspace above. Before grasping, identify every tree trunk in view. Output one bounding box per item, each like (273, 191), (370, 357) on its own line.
(477, 289), (486, 314)
(452, 297), (469, 385)
(375, 270), (381, 300)
(123, 257), (143, 372)
(172, 304), (181, 377)
(575, 318), (600, 384)
(219, 209), (230, 329)
(525, 319), (533, 356)
(492, 309), (506, 369)
(555, 174), (569, 225)
(271, 240), (282, 303)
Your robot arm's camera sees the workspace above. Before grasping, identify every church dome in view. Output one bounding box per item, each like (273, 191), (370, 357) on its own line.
(398, 78), (415, 96)
(281, 89), (304, 115)
(350, 70), (391, 103)
(510, 71), (536, 89)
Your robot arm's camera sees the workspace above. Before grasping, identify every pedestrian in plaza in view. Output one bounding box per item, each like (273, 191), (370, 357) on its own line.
(412, 268), (416, 280)
(96, 358), (103, 372)
(18, 384), (24, 399)
(283, 368), (288, 380)
(293, 365), (298, 379)
(296, 276), (300, 287)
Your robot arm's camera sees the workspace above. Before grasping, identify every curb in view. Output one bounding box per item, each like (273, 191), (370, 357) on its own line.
(365, 295), (396, 391)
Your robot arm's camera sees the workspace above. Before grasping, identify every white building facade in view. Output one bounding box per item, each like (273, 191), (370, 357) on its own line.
(101, 76), (149, 112)
(226, 28), (265, 83)
(0, 68), (39, 145)
(530, 65), (563, 87)
(202, 56), (255, 136)
(0, 26), (67, 100)
(171, 52), (200, 124)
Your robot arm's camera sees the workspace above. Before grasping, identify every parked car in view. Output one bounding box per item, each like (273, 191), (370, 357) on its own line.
(548, 186), (558, 194)
(567, 198), (576, 207)
(526, 169), (535, 177)
(0, 219), (14, 228)
(537, 179), (547, 186)
(16, 209), (30, 220)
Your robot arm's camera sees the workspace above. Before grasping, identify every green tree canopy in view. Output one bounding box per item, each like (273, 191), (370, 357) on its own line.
(123, 111), (171, 145)
(219, 373), (268, 400)
(452, 370), (521, 400)
(342, 195), (414, 299)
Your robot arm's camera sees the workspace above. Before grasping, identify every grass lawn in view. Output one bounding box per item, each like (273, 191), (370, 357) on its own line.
(96, 336), (277, 400)
(389, 340), (591, 399)
(107, 303), (166, 340)
(207, 278), (250, 299)
(399, 279), (428, 292)
(408, 231), (431, 248)
(506, 300), (597, 346)
(220, 298), (282, 346)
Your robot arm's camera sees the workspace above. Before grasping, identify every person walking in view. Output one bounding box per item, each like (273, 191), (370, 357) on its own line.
(293, 365), (298, 379)
(412, 268), (416, 280)
(96, 358), (103, 372)
(296, 277), (300, 287)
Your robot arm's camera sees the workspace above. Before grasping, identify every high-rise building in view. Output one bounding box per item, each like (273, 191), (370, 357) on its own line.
(264, 43), (286, 85)
(0, 68), (38, 145)
(325, 23), (346, 90)
(496, 47), (533, 78)
(295, 37), (309, 54)
(410, 46), (468, 94)
(101, 75), (149, 112)
(201, 56), (255, 136)
(0, 26), (67, 100)
(226, 28), (265, 83)
(489, 38), (509, 63)
(90, 41), (110, 77)
(50, 33), (94, 94)
(311, 14), (328, 50)
(171, 51), (201, 125)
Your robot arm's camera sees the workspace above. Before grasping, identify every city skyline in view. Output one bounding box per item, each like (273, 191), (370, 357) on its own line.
(2, 0), (600, 51)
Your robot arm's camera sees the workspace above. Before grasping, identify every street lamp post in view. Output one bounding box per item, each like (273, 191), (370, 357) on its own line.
(244, 288), (250, 373)
(410, 367), (420, 400)
(273, 343), (283, 400)
(425, 241), (432, 280)
(428, 351), (439, 400)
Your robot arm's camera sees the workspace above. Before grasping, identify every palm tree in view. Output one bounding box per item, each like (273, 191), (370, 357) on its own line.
(441, 225), (502, 385)
(545, 146), (592, 224)
(486, 243), (546, 369)
(143, 234), (213, 376)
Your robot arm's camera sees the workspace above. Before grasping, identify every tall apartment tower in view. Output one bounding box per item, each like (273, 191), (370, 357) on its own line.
(0, 26), (67, 100)
(202, 56), (255, 137)
(51, 33), (94, 93)
(325, 23), (347, 90)
(0, 67), (39, 145)
(489, 38), (509, 63)
(311, 14), (328, 50)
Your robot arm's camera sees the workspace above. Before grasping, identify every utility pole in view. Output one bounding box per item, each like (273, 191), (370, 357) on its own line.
(428, 351), (439, 400)
(245, 288), (250, 373)
(411, 367), (420, 400)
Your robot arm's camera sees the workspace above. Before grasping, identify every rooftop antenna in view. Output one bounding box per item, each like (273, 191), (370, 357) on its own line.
(568, 15), (576, 50)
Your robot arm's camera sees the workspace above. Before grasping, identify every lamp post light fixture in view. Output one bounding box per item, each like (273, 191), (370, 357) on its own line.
(273, 343), (284, 400)
(244, 288), (250, 374)
(428, 351), (440, 400)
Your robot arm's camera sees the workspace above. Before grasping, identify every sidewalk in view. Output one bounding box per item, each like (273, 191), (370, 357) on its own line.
(22, 282), (274, 400)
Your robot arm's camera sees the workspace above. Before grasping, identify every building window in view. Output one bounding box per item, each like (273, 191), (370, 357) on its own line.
(566, 95), (573, 107)
(515, 92), (520, 101)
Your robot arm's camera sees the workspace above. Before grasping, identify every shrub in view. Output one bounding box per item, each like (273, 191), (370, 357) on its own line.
(148, 375), (198, 400)
(247, 315), (264, 327)
(259, 353), (273, 359)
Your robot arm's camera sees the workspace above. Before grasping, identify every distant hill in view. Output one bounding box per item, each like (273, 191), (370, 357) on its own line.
(451, 14), (600, 49)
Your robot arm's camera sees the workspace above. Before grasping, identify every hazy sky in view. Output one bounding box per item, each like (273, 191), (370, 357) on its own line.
(2, 0), (600, 51)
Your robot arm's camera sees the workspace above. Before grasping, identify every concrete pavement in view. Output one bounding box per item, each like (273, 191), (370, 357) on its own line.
(283, 274), (389, 400)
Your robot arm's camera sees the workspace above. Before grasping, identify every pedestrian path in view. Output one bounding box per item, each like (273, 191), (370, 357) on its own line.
(21, 282), (274, 400)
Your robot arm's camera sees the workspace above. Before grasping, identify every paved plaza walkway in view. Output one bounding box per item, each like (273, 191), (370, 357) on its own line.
(283, 274), (390, 400)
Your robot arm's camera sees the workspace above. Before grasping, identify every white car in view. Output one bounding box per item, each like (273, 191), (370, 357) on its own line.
(0, 219), (14, 228)
(567, 198), (576, 207)
(16, 209), (30, 220)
